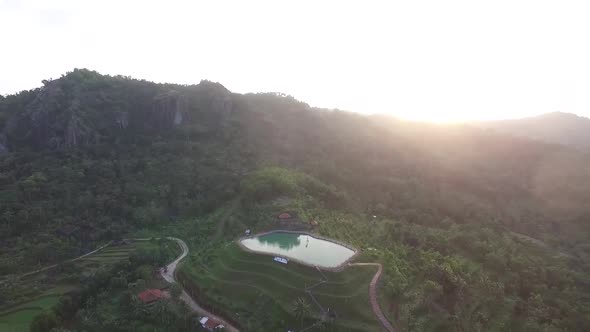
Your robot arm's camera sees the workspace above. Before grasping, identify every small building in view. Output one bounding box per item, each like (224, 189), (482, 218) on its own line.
(137, 289), (164, 305)
(245, 229), (251, 235)
(199, 317), (224, 331)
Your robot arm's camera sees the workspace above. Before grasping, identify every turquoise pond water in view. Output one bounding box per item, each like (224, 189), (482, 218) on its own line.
(240, 232), (355, 268)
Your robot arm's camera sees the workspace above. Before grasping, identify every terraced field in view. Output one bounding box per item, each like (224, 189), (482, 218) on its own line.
(0, 243), (139, 332)
(181, 243), (381, 331)
(77, 244), (136, 265)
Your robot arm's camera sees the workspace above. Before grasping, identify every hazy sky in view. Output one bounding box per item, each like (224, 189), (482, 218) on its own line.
(1, 0), (589, 122)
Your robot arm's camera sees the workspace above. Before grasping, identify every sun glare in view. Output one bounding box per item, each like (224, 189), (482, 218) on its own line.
(2, 0), (589, 122)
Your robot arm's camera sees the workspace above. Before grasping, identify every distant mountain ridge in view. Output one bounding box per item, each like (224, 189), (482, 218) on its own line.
(475, 112), (590, 150)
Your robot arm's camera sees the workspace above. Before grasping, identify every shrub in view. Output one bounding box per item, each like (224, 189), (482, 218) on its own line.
(30, 311), (59, 332)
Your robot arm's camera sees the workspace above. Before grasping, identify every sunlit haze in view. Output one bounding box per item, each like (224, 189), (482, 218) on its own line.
(1, 0), (590, 122)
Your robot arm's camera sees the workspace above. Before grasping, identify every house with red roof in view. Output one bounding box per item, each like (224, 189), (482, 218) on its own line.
(137, 289), (164, 304)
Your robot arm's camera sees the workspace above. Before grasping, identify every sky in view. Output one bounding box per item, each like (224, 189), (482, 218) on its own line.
(1, 0), (590, 122)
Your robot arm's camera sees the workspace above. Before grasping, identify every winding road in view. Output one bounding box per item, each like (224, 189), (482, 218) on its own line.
(349, 262), (396, 332)
(160, 237), (240, 332)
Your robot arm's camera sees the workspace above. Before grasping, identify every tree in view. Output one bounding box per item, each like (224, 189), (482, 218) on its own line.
(110, 275), (128, 289)
(292, 297), (311, 328)
(131, 296), (150, 319)
(170, 282), (182, 299)
(30, 311), (59, 332)
(134, 278), (147, 291)
(53, 295), (78, 320)
(150, 300), (179, 327)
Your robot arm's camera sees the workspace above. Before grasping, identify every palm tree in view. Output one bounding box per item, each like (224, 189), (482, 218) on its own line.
(292, 297), (312, 328)
(151, 299), (178, 326)
(130, 296), (149, 319)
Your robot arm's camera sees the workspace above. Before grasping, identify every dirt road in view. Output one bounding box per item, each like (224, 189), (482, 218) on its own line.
(161, 237), (240, 332)
(349, 262), (395, 332)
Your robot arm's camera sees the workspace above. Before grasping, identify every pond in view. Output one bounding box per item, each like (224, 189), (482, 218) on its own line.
(240, 232), (355, 268)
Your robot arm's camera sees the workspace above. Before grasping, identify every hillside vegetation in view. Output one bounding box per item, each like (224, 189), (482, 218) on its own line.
(474, 112), (590, 150)
(1, 69), (589, 331)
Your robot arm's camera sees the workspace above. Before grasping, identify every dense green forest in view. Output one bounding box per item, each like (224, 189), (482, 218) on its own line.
(1, 69), (589, 331)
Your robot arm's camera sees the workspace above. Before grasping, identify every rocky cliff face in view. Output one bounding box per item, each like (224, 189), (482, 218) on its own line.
(208, 89), (233, 118)
(14, 79), (99, 149)
(151, 91), (188, 128)
(0, 69), (235, 152)
(115, 111), (129, 129)
(189, 80), (234, 130)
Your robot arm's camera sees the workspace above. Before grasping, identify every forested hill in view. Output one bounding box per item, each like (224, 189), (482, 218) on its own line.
(1, 69), (589, 331)
(473, 112), (590, 151)
(1, 68), (589, 258)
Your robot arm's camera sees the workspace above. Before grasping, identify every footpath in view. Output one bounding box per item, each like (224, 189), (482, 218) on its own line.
(349, 262), (395, 332)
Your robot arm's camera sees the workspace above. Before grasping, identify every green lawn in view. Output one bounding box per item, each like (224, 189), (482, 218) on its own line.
(0, 295), (61, 314)
(0, 295), (62, 332)
(0, 308), (43, 332)
(181, 242), (381, 331)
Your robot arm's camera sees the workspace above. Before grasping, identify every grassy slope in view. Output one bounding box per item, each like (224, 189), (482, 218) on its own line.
(181, 242), (381, 331)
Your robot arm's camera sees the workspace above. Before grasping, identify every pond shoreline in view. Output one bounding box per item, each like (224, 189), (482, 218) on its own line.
(236, 230), (360, 271)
